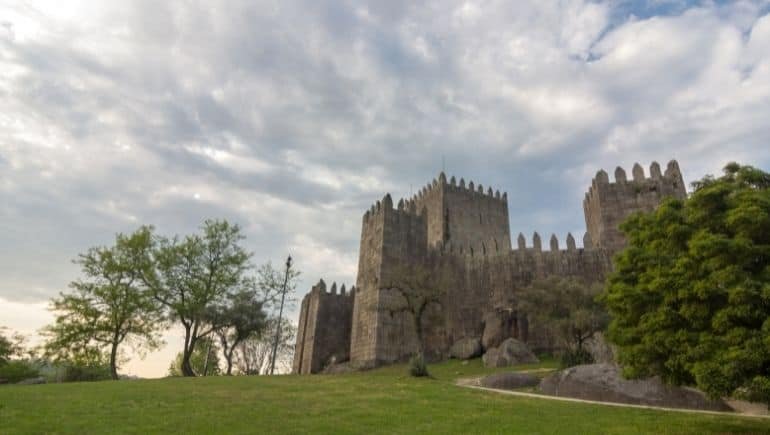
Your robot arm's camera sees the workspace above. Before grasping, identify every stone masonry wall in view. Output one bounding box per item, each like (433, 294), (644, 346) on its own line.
(292, 280), (355, 374)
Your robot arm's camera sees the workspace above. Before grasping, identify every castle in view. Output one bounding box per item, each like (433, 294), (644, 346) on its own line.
(293, 160), (687, 374)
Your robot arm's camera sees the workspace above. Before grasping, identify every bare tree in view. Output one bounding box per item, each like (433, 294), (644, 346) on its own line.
(234, 317), (296, 375)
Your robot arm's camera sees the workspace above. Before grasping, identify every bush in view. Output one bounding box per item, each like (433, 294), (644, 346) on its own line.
(60, 363), (111, 382)
(0, 361), (40, 384)
(409, 353), (429, 377)
(560, 347), (594, 369)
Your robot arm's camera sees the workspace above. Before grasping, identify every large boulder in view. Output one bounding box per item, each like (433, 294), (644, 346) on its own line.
(16, 377), (46, 385)
(539, 364), (730, 411)
(480, 372), (540, 390)
(483, 338), (539, 368)
(450, 337), (482, 360)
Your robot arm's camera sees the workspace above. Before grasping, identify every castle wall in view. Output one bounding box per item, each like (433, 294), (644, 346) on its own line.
(351, 194), (430, 367)
(584, 160), (686, 255)
(292, 281), (355, 374)
(296, 160), (685, 374)
(349, 199), (388, 365)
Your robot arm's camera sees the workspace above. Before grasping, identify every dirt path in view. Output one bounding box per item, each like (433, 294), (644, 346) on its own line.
(455, 376), (770, 419)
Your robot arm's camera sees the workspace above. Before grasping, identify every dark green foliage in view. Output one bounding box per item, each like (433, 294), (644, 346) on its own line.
(559, 348), (594, 369)
(59, 363), (112, 383)
(0, 327), (27, 365)
(518, 277), (608, 353)
(207, 287), (267, 375)
(409, 353), (429, 377)
(168, 336), (221, 377)
(0, 361), (39, 383)
(603, 163), (770, 405)
(0, 333), (12, 366)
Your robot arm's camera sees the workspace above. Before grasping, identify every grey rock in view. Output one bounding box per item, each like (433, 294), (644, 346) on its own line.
(539, 364), (730, 411)
(480, 372), (540, 389)
(584, 332), (616, 364)
(483, 338), (539, 368)
(450, 337), (482, 360)
(482, 311), (519, 350)
(16, 377), (46, 385)
(321, 361), (355, 374)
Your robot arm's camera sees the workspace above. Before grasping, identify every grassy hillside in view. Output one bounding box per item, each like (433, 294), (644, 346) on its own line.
(0, 359), (767, 434)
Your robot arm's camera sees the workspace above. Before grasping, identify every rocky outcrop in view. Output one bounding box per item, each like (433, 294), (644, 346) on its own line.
(480, 372), (540, 390)
(539, 364), (730, 411)
(450, 337), (482, 360)
(483, 338), (539, 368)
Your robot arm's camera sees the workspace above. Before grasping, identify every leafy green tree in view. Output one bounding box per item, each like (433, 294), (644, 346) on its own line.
(42, 227), (162, 380)
(518, 276), (608, 361)
(146, 219), (251, 377)
(207, 286), (267, 375)
(0, 327), (20, 365)
(168, 336), (221, 377)
(603, 163), (770, 404)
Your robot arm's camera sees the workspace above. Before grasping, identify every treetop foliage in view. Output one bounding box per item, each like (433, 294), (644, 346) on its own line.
(603, 163), (770, 404)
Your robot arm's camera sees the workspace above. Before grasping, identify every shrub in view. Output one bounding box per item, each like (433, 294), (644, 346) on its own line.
(0, 361), (40, 384)
(409, 353), (429, 377)
(60, 363), (111, 382)
(560, 347), (594, 369)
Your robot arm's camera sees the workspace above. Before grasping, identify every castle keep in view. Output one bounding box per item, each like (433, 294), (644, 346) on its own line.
(293, 161), (687, 374)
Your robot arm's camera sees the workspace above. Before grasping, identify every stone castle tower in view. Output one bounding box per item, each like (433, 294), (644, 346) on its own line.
(293, 161), (686, 374)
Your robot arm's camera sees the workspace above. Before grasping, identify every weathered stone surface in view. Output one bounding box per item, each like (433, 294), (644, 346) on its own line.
(483, 338), (539, 368)
(539, 364), (730, 411)
(482, 311), (508, 350)
(584, 332), (616, 364)
(450, 337), (482, 360)
(480, 372), (540, 389)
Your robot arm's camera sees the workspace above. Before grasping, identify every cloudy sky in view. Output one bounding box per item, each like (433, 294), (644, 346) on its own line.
(1, 0), (769, 377)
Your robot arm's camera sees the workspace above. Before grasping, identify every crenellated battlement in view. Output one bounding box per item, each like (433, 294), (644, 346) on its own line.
(405, 172), (508, 205)
(307, 279), (357, 298)
(585, 160), (684, 197)
(583, 160), (687, 254)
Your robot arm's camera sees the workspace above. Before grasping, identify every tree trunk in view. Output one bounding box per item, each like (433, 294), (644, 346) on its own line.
(202, 339), (212, 376)
(224, 343), (236, 375)
(109, 339), (119, 380)
(181, 326), (196, 377)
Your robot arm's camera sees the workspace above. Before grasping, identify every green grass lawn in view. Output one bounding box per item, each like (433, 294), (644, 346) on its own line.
(1, 358), (768, 434)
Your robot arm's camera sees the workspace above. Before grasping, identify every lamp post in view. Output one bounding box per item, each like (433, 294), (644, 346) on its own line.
(269, 255), (292, 375)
